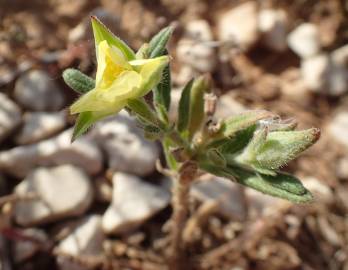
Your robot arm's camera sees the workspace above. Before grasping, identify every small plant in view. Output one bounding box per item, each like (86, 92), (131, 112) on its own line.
(63, 17), (320, 269)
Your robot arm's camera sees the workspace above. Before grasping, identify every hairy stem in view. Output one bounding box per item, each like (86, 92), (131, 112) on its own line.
(170, 174), (191, 270)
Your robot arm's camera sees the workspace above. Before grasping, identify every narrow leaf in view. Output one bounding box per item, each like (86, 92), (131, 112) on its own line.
(63, 68), (95, 94)
(91, 16), (135, 60)
(153, 64), (171, 114)
(148, 26), (174, 58)
(232, 167), (313, 203)
(187, 76), (208, 138)
(198, 162), (313, 203)
(177, 79), (194, 133)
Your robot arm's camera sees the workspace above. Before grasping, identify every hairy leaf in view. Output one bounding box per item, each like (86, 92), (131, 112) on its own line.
(63, 68), (95, 94)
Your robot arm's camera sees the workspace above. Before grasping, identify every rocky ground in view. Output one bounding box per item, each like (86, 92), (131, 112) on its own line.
(0, 0), (348, 269)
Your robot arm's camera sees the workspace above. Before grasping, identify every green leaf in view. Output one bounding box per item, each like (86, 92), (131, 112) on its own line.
(232, 167), (313, 203)
(63, 68), (95, 94)
(187, 76), (209, 138)
(127, 98), (159, 127)
(72, 112), (95, 142)
(198, 163), (313, 203)
(91, 16), (135, 60)
(144, 124), (162, 140)
(177, 79), (194, 133)
(206, 149), (226, 167)
(148, 26), (174, 58)
(220, 110), (274, 138)
(153, 64), (171, 116)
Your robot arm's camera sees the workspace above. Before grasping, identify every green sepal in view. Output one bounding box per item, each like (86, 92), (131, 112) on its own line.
(148, 26), (174, 58)
(177, 79), (194, 133)
(62, 68), (95, 94)
(220, 110), (274, 138)
(136, 43), (149, 59)
(127, 98), (159, 127)
(216, 125), (256, 154)
(72, 112), (95, 142)
(163, 137), (178, 170)
(91, 16), (135, 60)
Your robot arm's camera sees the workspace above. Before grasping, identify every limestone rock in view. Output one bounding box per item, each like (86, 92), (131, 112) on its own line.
(258, 9), (287, 51)
(0, 93), (21, 143)
(287, 23), (321, 59)
(191, 177), (246, 220)
(15, 111), (66, 144)
(92, 113), (158, 176)
(57, 215), (104, 270)
(328, 111), (348, 149)
(218, 2), (259, 50)
(14, 70), (65, 111)
(14, 165), (93, 226)
(0, 128), (103, 178)
(102, 173), (170, 234)
(177, 20), (216, 72)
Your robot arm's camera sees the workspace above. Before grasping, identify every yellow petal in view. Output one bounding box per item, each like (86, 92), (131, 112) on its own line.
(95, 40), (131, 88)
(70, 70), (141, 113)
(129, 55), (169, 96)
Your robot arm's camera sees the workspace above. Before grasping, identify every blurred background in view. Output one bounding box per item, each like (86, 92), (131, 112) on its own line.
(0, 0), (348, 269)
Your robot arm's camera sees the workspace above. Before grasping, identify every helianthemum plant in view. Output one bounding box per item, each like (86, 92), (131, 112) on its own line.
(63, 16), (320, 269)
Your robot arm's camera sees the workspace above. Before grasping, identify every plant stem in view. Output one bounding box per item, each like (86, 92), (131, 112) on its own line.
(169, 161), (197, 270)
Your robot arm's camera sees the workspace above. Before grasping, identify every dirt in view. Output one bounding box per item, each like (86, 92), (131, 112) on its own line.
(1, 0), (348, 269)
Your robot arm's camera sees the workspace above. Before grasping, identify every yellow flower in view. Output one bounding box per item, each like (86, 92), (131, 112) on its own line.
(71, 40), (168, 115)
(69, 17), (169, 140)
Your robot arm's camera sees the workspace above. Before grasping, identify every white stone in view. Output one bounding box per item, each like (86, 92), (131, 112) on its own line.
(258, 9), (287, 51)
(337, 156), (348, 179)
(185, 20), (214, 41)
(301, 54), (330, 92)
(303, 177), (333, 204)
(15, 111), (66, 144)
(0, 93), (21, 143)
(92, 113), (158, 176)
(13, 228), (48, 262)
(301, 52), (348, 96)
(14, 70), (65, 111)
(57, 215), (104, 270)
(176, 39), (216, 73)
(329, 45), (348, 96)
(215, 94), (246, 119)
(218, 2), (259, 50)
(14, 165), (93, 226)
(332, 44), (348, 66)
(287, 23), (321, 59)
(102, 173), (170, 234)
(328, 111), (348, 149)
(58, 215), (104, 256)
(191, 177), (246, 220)
(246, 188), (289, 217)
(0, 128), (103, 178)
